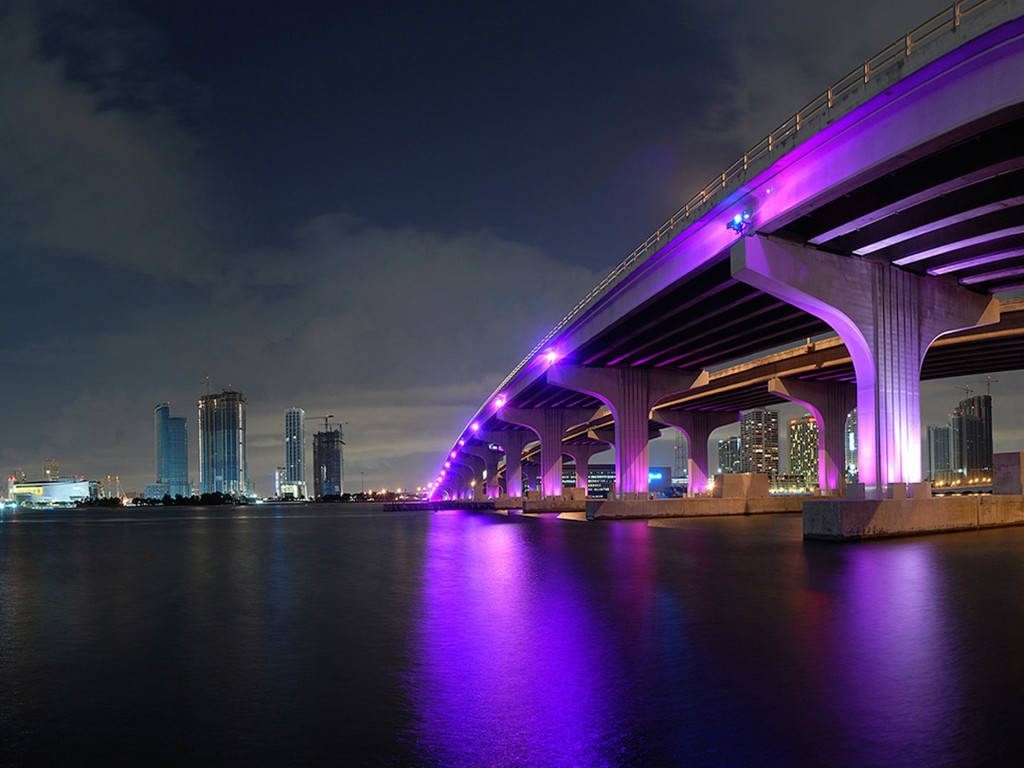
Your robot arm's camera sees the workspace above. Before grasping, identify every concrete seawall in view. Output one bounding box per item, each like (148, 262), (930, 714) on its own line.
(803, 494), (1024, 540)
(587, 496), (805, 520)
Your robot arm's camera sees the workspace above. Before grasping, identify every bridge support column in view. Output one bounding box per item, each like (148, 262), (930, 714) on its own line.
(465, 445), (501, 498)
(561, 443), (607, 496)
(653, 409), (738, 495)
(448, 465), (471, 499)
(483, 430), (525, 498)
(768, 378), (855, 493)
(548, 367), (698, 496)
(733, 235), (999, 496)
(499, 408), (596, 497)
(452, 458), (482, 499)
(522, 461), (539, 492)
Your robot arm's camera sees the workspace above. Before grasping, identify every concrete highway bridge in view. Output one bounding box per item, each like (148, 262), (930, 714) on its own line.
(431, 1), (1024, 532)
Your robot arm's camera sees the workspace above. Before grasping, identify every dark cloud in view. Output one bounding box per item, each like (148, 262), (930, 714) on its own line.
(1, 0), (1016, 493)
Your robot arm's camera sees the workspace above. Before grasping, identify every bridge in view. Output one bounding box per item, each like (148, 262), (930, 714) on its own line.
(430, 1), (1024, 534)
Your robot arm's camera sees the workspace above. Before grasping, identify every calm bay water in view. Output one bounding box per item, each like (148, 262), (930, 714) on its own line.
(2, 504), (1024, 766)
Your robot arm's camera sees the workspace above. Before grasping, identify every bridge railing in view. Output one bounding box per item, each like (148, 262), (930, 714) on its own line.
(488, 0), (998, 401)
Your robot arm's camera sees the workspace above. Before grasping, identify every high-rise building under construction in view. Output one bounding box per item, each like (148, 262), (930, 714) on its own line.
(198, 389), (248, 495)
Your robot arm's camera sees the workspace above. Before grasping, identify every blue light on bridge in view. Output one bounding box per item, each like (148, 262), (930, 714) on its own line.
(726, 211), (752, 235)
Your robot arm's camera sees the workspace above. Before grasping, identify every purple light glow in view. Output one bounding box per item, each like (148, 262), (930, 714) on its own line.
(450, 451), (457, 459)
(410, 512), (623, 766)
(444, 461), (451, 468)
(458, 439), (465, 446)
(544, 349), (559, 364)
(470, 422), (479, 432)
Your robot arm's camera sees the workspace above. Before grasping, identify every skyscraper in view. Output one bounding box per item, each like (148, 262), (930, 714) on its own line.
(152, 403), (190, 498)
(950, 394), (993, 475)
(672, 430), (689, 485)
(845, 409), (858, 484)
(284, 408), (305, 488)
(740, 409), (779, 476)
(789, 415), (818, 486)
(198, 389), (248, 496)
(717, 436), (741, 474)
(313, 426), (344, 498)
(926, 424), (953, 480)
(42, 459), (59, 481)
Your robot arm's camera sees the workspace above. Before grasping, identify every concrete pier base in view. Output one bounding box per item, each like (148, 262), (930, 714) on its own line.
(586, 496), (805, 520)
(523, 495), (587, 514)
(494, 495), (524, 510)
(803, 495), (1024, 540)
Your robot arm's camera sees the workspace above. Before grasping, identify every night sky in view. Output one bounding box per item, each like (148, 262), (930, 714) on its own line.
(3, 0), (1020, 494)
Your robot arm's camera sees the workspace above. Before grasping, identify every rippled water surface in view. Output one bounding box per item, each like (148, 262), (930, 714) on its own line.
(3, 504), (1024, 766)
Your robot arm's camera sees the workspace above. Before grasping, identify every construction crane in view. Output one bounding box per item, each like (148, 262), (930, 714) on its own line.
(985, 375), (999, 395)
(307, 414), (336, 432)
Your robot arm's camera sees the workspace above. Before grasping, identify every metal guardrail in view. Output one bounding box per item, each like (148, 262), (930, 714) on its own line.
(493, 0), (995, 395)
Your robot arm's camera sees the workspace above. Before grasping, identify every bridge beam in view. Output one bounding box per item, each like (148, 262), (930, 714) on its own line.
(733, 234), (999, 495)
(498, 408), (597, 497)
(464, 444), (501, 498)
(653, 409), (738, 495)
(548, 367), (699, 496)
(482, 430), (525, 498)
(561, 443), (608, 496)
(768, 377), (856, 492)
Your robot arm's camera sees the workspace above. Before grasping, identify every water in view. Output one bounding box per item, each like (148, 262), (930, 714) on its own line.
(2, 504), (1024, 766)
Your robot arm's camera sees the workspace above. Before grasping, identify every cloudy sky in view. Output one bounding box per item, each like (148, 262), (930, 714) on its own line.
(2, 0), (1018, 494)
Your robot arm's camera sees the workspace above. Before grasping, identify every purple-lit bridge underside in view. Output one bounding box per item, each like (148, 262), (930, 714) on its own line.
(436, 4), (1024, 502)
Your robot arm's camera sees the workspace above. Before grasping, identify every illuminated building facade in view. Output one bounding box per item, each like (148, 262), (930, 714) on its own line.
(845, 410), (858, 484)
(740, 409), (779, 476)
(672, 431), (689, 486)
(284, 408), (305, 490)
(560, 464), (670, 498)
(152, 402), (190, 498)
(788, 415), (818, 486)
(10, 480), (99, 505)
(198, 389), (248, 496)
(951, 394), (993, 474)
(717, 436), (741, 474)
(926, 424), (953, 480)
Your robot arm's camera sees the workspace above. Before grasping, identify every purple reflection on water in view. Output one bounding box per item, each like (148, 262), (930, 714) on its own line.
(407, 512), (625, 766)
(834, 541), (963, 762)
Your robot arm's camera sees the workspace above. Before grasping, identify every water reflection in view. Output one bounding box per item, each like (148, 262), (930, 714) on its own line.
(410, 512), (627, 766)
(833, 541), (963, 765)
